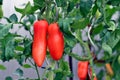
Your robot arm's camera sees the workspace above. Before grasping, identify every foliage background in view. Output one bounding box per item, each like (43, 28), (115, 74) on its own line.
(0, 0), (120, 80)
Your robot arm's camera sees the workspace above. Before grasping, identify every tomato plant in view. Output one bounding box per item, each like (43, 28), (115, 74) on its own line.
(0, 0), (120, 80)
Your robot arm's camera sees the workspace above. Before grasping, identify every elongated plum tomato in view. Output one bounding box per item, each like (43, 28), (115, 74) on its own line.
(47, 23), (64, 60)
(78, 61), (89, 80)
(32, 20), (48, 67)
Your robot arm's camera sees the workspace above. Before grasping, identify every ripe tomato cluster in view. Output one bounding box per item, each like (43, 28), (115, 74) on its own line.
(32, 20), (64, 67)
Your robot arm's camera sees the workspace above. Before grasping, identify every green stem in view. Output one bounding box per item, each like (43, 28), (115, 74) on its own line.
(76, 35), (91, 56)
(35, 63), (41, 80)
(68, 52), (92, 61)
(102, 0), (107, 25)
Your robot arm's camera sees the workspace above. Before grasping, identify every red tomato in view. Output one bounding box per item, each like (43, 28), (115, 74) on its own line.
(47, 23), (64, 60)
(32, 20), (48, 67)
(78, 61), (89, 80)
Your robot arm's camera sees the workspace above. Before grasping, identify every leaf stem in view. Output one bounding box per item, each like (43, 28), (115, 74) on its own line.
(68, 52), (92, 61)
(102, 0), (107, 25)
(34, 63), (41, 80)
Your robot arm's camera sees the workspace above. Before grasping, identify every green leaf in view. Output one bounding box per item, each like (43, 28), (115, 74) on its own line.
(5, 76), (13, 80)
(23, 38), (32, 56)
(22, 64), (31, 68)
(22, 15), (36, 30)
(33, 0), (45, 8)
(80, 0), (93, 17)
(92, 23), (103, 35)
(102, 43), (112, 55)
(27, 15), (36, 24)
(54, 60), (71, 80)
(0, 64), (6, 70)
(0, 33), (16, 61)
(105, 5), (120, 21)
(15, 2), (34, 18)
(16, 55), (26, 66)
(9, 14), (18, 23)
(15, 46), (24, 51)
(15, 7), (24, 14)
(55, 0), (67, 7)
(59, 60), (71, 76)
(58, 18), (73, 33)
(107, 0), (120, 6)
(97, 70), (104, 80)
(47, 71), (54, 80)
(0, 5), (3, 18)
(67, 1), (75, 13)
(0, 0), (3, 5)
(54, 72), (64, 80)
(107, 29), (120, 48)
(107, 21), (116, 31)
(71, 18), (89, 29)
(64, 34), (77, 48)
(14, 68), (23, 77)
(0, 23), (12, 39)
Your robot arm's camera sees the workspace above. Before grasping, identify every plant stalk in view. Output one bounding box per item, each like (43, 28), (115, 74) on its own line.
(35, 63), (41, 80)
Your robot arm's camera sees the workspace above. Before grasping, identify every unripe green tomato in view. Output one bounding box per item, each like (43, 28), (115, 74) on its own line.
(0, 5), (3, 18)
(118, 55), (120, 64)
(95, 9), (101, 19)
(105, 74), (111, 80)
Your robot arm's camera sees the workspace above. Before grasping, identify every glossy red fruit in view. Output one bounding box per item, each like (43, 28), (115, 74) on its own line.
(78, 61), (89, 80)
(47, 23), (64, 60)
(32, 20), (48, 67)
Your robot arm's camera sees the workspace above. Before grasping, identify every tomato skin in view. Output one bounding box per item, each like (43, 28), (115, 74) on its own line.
(78, 61), (89, 80)
(47, 23), (64, 60)
(105, 63), (114, 76)
(32, 20), (48, 67)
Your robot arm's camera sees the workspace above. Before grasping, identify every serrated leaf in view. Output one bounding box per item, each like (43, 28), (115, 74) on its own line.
(80, 0), (93, 17)
(0, 33), (16, 61)
(9, 14), (18, 23)
(107, 29), (120, 48)
(23, 64), (31, 68)
(14, 68), (23, 77)
(58, 18), (73, 33)
(27, 15), (36, 24)
(23, 38), (32, 56)
(71, 18), (89, 29)
(0, 64), (6, 70)
(59, 60), (71, 76)
(54, 72), (64, 80)
(64, 34), (77, 48)
(15, 46), (24, 51)
(15, 7), (24, 14)
(102, 43), (112, 55)
(0, 23), (12, 39)
(15, 2), (34, 18)
(33, 0), (45, 8)
(17, 55), (26, 66)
